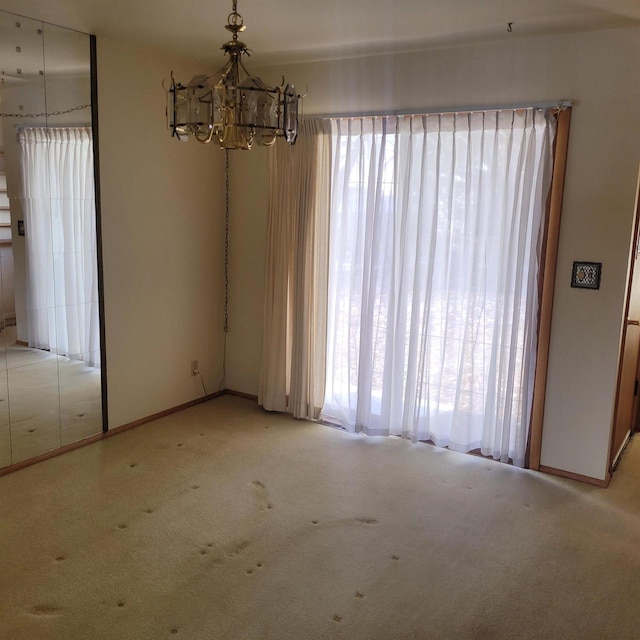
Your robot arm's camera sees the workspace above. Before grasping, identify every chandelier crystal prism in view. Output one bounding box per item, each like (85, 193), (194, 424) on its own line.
(166, 0), (301, 150)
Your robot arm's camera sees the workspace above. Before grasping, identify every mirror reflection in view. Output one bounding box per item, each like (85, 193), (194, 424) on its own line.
(0, 11), (103, 468)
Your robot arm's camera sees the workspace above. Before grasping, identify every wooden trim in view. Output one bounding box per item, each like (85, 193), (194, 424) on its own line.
(611, 430), (632, 472)
(99, 391), (226, 434)
(225, 389), (259, 402)
(539, 464), (610, 488)
(608, 170), (640, 469)
(0, 391), (225, 477)
(0, 432), (109, 477)
(528, 108), (572, 470)
(15, 340), (28, 346)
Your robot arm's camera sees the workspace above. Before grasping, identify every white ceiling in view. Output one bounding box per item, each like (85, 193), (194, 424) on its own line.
(0, 0), (639, 67)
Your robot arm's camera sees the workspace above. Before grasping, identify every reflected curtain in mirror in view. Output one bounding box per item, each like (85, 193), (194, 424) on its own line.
(17, 126), (100, 367)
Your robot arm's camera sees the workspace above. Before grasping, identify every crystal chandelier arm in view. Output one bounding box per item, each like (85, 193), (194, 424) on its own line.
(195, 128), (215, 144)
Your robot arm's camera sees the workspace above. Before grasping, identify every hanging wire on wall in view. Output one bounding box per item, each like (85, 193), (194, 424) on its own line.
(223, 149), (230, 334)
(217, 149), (230, 392)
(163, 0), (306, 392)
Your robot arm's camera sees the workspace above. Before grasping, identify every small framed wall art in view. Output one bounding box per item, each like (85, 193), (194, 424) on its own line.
(571, 261), (602, 290)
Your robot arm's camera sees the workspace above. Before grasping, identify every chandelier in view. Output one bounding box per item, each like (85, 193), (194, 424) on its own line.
(166, 0), (301, 150)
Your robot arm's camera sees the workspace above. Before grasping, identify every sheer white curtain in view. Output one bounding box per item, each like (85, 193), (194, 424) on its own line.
(18, 126), (100, 367)
(259, 119), (332, 418)
(321, 110), (556, 466)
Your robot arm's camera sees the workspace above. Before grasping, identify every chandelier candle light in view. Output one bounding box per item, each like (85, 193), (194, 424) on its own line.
(166, 0), (301, 150)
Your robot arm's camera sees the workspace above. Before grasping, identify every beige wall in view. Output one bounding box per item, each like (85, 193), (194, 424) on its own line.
(228, 27), (640, 481)
(97, 37), (225, 427)
(225, 147), (269, 394)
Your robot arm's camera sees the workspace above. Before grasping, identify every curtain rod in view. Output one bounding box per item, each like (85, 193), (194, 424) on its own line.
(14, 124), (92, 130)
(309, 99), (572, 120)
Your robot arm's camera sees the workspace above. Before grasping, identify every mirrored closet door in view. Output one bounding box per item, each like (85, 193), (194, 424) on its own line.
(0, 11), (105, 469)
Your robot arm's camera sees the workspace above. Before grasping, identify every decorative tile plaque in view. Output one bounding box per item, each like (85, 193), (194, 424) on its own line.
(571, 261), (601, 290)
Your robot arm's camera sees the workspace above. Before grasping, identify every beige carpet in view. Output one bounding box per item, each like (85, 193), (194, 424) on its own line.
(1, 394), (640, 639)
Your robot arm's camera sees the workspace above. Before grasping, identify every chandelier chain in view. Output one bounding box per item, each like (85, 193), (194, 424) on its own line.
(0, 104), (90, 119)
(227, 0), (243, 41)
(217, 152), (230, 392)
(224, 149), (230, 334)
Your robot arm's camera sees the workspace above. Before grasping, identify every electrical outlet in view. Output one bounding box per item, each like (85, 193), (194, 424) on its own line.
(191, 360), (199, 376)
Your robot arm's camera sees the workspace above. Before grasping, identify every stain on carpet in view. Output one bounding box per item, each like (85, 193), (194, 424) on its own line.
(251, 480), (273, 510)
(29, 604), (63, 617)
(311, 517), (379, 528)
(225, 539), (251, 557)
(352, 518), (378, 525)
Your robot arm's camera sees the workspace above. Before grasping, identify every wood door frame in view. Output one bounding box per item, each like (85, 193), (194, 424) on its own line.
(527, 107), (572, 470)
(608, 170), (640, 471)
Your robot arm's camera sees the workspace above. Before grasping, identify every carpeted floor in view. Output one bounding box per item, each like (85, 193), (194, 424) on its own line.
(1, 394), (639, 639)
